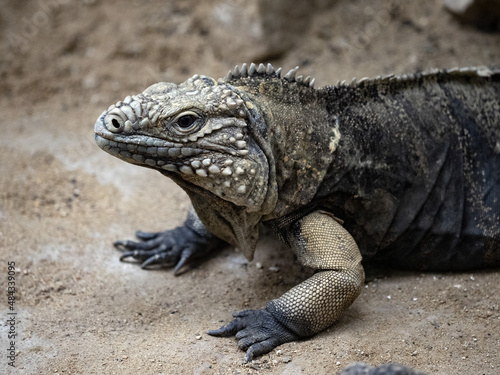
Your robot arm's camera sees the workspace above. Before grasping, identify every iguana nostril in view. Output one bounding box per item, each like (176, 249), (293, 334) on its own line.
(104, 115), (124, 133)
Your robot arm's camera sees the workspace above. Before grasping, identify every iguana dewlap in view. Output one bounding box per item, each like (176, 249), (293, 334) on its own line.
(94, 63), (500, 361)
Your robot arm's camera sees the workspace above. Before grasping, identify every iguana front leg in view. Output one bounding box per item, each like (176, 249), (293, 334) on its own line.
(115, 207), (223, 274)
(208, 211), (365, 360)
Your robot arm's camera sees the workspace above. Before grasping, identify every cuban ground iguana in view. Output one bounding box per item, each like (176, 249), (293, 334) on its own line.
(94, 63), (500, 361)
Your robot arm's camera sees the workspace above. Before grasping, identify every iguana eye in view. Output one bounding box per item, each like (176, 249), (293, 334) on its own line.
(173, 112), (200, 132)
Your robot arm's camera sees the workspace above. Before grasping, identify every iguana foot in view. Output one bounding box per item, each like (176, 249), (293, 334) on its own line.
(115, 226), (214, 274)
(207, 308), (300, 361)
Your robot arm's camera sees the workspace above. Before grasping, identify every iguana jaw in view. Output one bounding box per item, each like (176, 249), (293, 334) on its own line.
(94, 77), (270, 213)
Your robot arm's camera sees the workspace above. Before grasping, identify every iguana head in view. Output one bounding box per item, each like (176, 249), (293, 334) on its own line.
(94, 63), (314, 214)
(95, 63), (321, 257)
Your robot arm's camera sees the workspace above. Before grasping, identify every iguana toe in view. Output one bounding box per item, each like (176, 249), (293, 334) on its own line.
(208, 308), (299, 361)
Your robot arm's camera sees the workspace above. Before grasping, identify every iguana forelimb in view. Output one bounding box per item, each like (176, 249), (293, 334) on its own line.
(208, 211), (364, 359)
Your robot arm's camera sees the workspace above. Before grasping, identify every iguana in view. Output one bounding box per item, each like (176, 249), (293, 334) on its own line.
(94, 63), (500, 362)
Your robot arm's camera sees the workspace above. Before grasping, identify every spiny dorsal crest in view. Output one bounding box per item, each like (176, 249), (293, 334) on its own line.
(336, 66), (499, 89)
(225, 63), (315, 89)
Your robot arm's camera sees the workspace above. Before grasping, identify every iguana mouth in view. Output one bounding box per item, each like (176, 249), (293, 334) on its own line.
(94, 132), (203, 170)
(95, 112), (204, 170)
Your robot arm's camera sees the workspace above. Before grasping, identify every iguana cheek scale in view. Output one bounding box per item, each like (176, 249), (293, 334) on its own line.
(94, 63), (500, 361)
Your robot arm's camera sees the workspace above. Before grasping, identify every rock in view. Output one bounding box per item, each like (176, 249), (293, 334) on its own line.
(207, 0), (337, 62)
(444, 0), (500, 31)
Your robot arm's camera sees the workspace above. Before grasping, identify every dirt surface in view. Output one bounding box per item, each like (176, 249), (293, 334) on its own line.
(1, 0), (500, 374)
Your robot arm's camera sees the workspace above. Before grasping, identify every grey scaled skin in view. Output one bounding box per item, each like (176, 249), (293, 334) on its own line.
(339, 362), (428, 375)
(94, 63), (500, 363)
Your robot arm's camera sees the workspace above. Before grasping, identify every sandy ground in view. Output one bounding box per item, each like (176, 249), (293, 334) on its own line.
(1, 0), (500, 374)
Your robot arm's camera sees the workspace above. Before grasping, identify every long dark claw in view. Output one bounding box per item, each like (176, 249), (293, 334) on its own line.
(245, 339), (279, 362)
(140, 254), (164, 269)
(173, 246), (200, 275)
(118, 247), (163, 262)
(207, 318), (243, 337)
(139, 248), (179, 269)
(114, 240), (135, 250)
(173, 254), (190, 275)
(119, 250), (141, 261)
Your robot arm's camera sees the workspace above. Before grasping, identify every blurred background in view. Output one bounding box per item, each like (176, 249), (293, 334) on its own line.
(2, 0), (500, 108)
(1, 1), (499, 374)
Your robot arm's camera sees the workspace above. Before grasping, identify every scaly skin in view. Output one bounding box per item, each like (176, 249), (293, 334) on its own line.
(94, 63), (500, 362)
(339, 362), (428, 375)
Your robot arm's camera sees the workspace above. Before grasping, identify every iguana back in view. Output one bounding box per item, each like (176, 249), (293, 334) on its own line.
(222, 66), (500, 271)
(312, 67), (500, 270)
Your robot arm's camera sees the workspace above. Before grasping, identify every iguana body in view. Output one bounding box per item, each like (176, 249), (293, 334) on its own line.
(94, 63), (500, 361)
